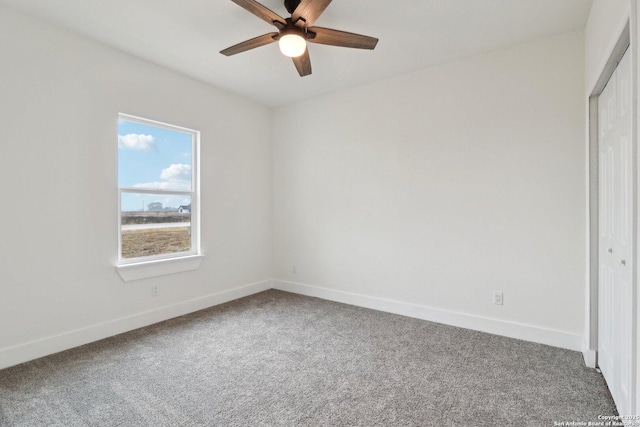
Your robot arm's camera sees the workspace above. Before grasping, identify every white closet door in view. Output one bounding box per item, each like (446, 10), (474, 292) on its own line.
(598, 47), (632, 416)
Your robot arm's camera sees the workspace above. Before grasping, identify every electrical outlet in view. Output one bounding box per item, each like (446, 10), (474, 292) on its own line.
(493, 291), (503, 305)
(292, 265), (297, 274)
(152, 286), (159, 297)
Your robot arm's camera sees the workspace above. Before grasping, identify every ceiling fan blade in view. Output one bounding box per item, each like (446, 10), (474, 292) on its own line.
(292, 0), (332, 28)
(292, 49), (312, 77)
(308, 27), (378, 50)
(220, 32), (278, 56)
(230, 0), (287, 28)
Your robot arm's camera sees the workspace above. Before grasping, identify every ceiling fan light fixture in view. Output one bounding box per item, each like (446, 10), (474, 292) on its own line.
(279, 33), (306, 57)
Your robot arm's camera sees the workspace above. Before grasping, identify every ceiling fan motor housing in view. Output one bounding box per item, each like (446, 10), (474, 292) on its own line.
(284, 0), (301, 14)
(279, 25), (306, 39)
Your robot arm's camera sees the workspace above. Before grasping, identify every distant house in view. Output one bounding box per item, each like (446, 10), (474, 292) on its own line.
(178, 204), (191, 213)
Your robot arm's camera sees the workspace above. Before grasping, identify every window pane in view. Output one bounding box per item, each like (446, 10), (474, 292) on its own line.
(118, 119), (193, 191)
(121, 193), (192, 259)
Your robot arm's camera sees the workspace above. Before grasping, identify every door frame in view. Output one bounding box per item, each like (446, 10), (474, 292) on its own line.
(587, 17), (637, 414)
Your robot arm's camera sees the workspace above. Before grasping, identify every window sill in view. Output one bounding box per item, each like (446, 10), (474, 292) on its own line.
(115, 254), (205, 282)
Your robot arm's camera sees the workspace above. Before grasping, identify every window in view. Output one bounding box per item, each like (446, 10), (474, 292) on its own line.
(117, 114), (201, 277)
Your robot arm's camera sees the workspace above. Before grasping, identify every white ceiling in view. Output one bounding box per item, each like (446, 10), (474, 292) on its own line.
(1, 0), (593, 107)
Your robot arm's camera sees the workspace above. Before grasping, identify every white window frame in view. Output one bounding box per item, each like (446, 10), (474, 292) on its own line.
(115, 113), (203, 281)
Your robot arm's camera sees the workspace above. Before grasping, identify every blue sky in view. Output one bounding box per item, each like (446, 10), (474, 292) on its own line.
(118, 118), (193, 212)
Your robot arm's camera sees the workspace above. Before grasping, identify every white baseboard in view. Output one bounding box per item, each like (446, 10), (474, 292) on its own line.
(0, 279), (272, 370)
(273, 280), (583, 352)
(582, 337), (597, 368)
(1, 278), (586, 370)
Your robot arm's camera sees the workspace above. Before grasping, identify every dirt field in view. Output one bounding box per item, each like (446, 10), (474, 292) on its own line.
(121, 227), (190, 258)
(121, 211), (190, 225)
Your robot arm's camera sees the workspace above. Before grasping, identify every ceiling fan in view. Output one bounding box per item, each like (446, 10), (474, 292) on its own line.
(220, 0), (378, 77)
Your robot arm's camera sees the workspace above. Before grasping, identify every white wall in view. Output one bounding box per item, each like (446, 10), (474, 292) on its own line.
(273, 31), (586, 346)
(585, 0), (631, 93)
(0, 6), (272, 368)
(0, 4), (593, 368)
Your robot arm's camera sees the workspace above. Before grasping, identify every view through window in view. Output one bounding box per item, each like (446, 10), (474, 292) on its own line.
(118, 114), (199, 263)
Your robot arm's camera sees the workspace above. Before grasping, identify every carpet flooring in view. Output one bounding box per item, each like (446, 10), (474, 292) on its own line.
(0, 290), (617, 426)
